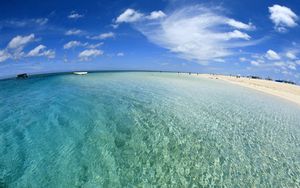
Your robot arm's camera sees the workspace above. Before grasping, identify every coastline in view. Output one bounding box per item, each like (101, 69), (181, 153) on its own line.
(197, 74), (300, 106)
(2, 70), (300, 106)
(0, 70), (165, 81)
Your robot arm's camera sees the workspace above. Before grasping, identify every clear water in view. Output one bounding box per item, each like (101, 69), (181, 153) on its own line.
(0, 72), (300, 187)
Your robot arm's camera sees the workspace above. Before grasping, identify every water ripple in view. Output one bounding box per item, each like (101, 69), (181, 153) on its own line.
(0, 72), (300, 187)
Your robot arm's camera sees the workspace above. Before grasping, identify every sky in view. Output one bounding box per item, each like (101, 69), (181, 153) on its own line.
(0, 0), (300, 82)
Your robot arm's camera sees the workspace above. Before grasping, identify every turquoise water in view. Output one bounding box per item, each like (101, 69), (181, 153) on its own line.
(0, 72), (300, 187)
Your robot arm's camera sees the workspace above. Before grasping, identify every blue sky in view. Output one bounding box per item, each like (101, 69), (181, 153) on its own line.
(0, 0), (300, 82)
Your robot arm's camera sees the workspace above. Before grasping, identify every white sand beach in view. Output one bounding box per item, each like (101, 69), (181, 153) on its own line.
(197, 74), (300, 106)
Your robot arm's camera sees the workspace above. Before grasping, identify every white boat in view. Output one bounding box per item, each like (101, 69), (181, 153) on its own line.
(73, 72), (88, 75)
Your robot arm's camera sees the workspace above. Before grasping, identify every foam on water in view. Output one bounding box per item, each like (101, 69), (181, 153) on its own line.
(0, 72), (300, 187)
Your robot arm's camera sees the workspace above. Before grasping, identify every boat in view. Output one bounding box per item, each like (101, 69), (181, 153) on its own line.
(17, 73), (29, 79)
(73, 72), (88, 75)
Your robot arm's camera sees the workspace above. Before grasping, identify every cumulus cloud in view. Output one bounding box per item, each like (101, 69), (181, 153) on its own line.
(65, 29), (83, 36)
(265, 49), (281, 60)
(63, 41), (103, 49)
(274, 61), (297, 71)
(0, 34), (55, 62)
(225, 30), (251, 40)
(4, 34), (36, 59)
(115, 9), (166, 27)
(269, 5), (298, 32)
(68, 11), (84, 19)
(226, 19), (255, 30)
(116, 9), (144, 23)
(147, 11), (166, 20)
(63, 41), (85, 49)
(129, 6), (256, 63)
(27, 45), (55, 58)
(27, 45), (45, 56)
(8, 34), (35, 49)
(78, 49), (103, 61)
(248, 47), (299, 75)
(89, 32), (115, 40)
(286, 51), (297, 59)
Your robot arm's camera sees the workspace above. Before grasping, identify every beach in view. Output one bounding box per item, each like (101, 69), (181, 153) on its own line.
(197, 74), (300, 106)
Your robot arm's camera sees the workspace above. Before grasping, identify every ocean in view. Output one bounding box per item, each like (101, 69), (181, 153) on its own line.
(1, 72), (300, 187)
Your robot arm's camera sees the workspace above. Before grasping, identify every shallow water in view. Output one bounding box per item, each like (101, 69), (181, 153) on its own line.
(0, 72), (300, 187)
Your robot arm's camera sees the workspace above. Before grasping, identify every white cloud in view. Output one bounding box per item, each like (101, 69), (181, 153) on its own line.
(225, 30), (251, 40)
(147, 11), (166, 20)
(239, 57), (247, 62)
(0, 50), (11, 62)
(117, 52), (124, 56)
(286, 51), (297, 59)
(78, 49), (103, 61)
(248, 47), (299, 75)
(116, 9), (144, 23)
(8, 34), (35, 49)
(5, 34), (35, 60)
(27, 45), (55, 58)
(133, 6), (256, 63)
(63, 41), (85, 49)
(115, 9), (166, 25)
(63, 41), (103, 49)
(274, 61), (297, 71)
(34, 18), (48, 25)
(89, 32), (115, 40)
(288, 63), (296, 70)
(27, 45), (45, 56)
(1, 18), (48, 28)
(265, 49), (281, 60)
(65, 29), (83, 36)
(226, 19), (255, 30)
(68, 12), (84, 19)
(0, 34), (56, 62)
(87, 42), (104, 49)
(269, 5), (298, 32)
(250, 60), (260, 66)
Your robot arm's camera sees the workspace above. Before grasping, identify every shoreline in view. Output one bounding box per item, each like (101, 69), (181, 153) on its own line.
(197, 74), (300, 106)
(1, 70), (300, 106)
(0, 70), (167, 81)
